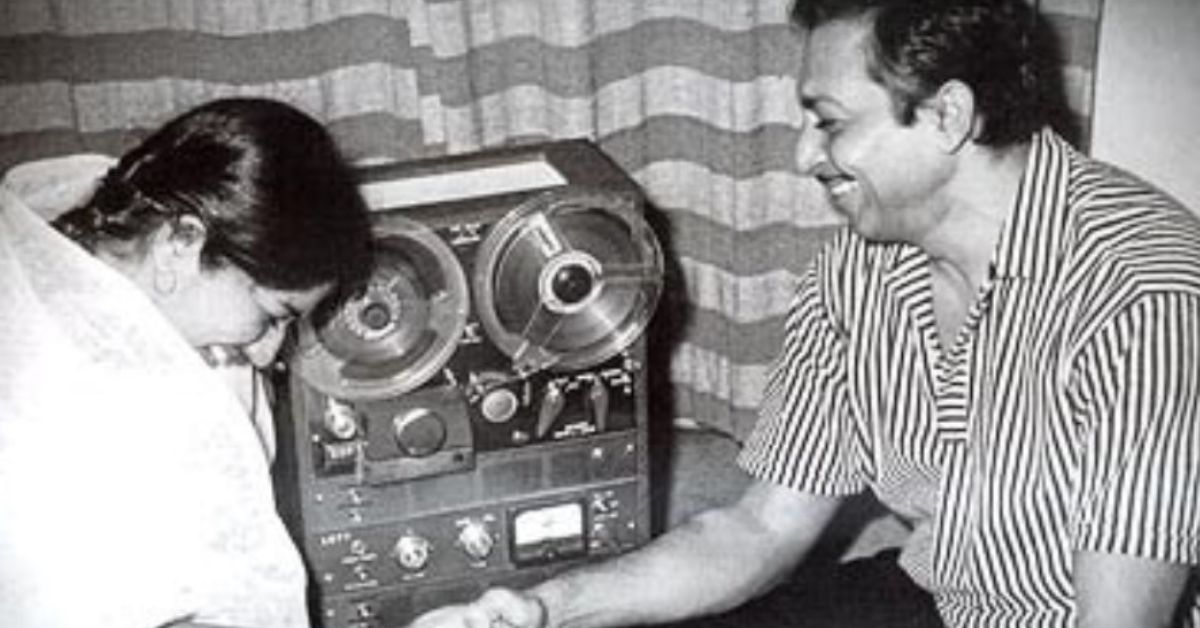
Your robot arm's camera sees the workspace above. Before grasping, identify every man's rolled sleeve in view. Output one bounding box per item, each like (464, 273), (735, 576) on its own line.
(1071, 291), (1200, 564)
(738, 262), (866, 497)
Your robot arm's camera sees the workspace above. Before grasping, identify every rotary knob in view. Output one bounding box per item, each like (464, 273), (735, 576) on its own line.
(393, 533), (432, 571)
(480, 388), (519, 424)
(392, 408), (446, 457)
(457, 519), (495, 561)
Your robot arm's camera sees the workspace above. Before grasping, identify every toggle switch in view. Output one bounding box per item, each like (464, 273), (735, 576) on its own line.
(586, 378), (610, 432)
(536, 382), (566, 439)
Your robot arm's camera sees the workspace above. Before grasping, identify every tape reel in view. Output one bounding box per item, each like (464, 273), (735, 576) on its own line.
(294, 213), (470, 400)
(473, 188), (663, 373)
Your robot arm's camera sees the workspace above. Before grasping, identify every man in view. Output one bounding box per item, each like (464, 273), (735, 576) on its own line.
(410, 0), (1200, 626)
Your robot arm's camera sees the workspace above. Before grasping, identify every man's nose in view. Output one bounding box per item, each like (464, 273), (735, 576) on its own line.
(794, 125), (826, 176)
(792, 123), (830, 176)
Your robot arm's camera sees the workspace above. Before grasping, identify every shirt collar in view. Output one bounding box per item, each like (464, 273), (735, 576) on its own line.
(991, 129), (1076, 280)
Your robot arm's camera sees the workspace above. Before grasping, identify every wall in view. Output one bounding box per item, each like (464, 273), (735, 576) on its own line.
(1091, 0), (1200, 210)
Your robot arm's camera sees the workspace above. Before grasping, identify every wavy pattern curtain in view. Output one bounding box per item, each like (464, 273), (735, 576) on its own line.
(0, 0), (1102, 440)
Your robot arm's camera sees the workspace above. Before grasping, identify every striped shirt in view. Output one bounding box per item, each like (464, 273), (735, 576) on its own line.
(738, 130), (1200, 628)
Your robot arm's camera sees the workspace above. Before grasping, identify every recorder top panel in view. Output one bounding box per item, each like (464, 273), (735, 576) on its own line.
(353, 139), (639, 215)
(359, 160), (566, 210)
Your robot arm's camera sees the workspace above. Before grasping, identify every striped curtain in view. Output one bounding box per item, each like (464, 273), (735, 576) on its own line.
(0, 0), (1102, 441)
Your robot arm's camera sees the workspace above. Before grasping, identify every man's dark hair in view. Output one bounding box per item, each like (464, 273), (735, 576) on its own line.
(793, 0), (1075, 147)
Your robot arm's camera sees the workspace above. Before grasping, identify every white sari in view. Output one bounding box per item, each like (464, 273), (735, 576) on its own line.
(0, 156), (308, 628)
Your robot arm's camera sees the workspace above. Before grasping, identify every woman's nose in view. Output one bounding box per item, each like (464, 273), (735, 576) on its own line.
(243, 321), (289, 368)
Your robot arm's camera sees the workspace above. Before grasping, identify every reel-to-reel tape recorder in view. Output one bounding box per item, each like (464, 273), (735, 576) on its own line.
(273, 140), (664, 627)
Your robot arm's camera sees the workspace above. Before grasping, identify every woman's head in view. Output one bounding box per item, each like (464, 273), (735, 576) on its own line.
(55, 97), (374, 361)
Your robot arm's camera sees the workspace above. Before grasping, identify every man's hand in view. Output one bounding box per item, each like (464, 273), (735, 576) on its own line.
(407, 588), (545, 628)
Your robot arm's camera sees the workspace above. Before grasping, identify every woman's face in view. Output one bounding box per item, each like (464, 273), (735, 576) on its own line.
(139, 219), (332, 366)
(165, 263), (331, 367)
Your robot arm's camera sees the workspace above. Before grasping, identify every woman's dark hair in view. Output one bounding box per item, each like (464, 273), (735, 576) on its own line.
(54, 97), (373, 293)
(793, 0), (1075, 147)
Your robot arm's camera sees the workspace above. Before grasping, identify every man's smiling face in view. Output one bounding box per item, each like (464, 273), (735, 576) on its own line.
(795, 17), (954, 244)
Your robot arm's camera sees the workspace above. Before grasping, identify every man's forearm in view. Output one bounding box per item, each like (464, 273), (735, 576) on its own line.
(529, 484), (841, 628)
(529, 513), (776, 627)
(1075, 550), (1194, 628)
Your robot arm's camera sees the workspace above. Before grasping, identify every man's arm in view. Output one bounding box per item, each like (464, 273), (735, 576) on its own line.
(1070, 292), (1200, 627)
(1075, 551), (1194, 628)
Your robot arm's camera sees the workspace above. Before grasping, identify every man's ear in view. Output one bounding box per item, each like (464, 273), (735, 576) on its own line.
(921, 79), (977, 153)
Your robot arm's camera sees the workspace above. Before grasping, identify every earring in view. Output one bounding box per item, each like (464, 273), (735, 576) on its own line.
(154, 267), (178, 294)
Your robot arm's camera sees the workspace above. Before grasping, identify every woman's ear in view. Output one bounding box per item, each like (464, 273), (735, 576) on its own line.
(169, 214), (207, 249)
(150, 214), (208, 280)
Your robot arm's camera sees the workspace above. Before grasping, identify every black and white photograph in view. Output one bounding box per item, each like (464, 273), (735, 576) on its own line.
(1, 1), (1198, 627)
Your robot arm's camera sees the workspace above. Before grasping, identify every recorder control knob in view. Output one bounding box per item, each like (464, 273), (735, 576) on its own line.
(457, 519), (495, 561)
(480, 388), (519, 424)
(392, 408), (446, 457)
(393, 533), (432, 571)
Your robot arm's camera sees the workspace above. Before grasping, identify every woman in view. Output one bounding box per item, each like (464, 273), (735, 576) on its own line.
(0, 98), (374, 627)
